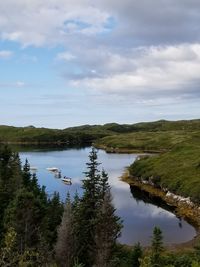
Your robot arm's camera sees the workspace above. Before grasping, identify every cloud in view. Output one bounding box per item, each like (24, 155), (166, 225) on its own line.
(0, 50), (13, 59)
(1, 0), (200, 48)
(97, 0), (200, 46)
(0, 0), (111, 47)
(68, 43), (200, 100)
(0, 0), (200, 121)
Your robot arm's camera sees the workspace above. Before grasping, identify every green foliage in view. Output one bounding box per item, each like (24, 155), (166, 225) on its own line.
(129, 134), (200, 202)
(132, 242), (143, 267)
(0, 119), (200, 147)
(150, 227), (164, 267)
(192, 261), (200, 267)
(111, 244), (135, 267)
(0, 227), (18, 266)
(55, 148), (122, 267)
(55, 194), (74, 267)
(139, 256), (152, 267)
(0, 145), (64, 265)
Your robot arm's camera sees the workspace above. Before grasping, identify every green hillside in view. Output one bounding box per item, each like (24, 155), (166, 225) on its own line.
(129, 133), (200, 202)
(0, 125), (113, 145)
(95, 130), (199, 152)
(0, 119), (200, 146)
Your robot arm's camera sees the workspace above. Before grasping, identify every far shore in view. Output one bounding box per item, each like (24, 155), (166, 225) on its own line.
(94, 144), (166, 154)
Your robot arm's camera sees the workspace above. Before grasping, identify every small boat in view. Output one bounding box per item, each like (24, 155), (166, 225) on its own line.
(46, 167), (59, 172)
(61, 176), (72, 185)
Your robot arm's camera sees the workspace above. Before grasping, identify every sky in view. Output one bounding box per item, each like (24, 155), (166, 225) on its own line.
(0, 0), (200, 128)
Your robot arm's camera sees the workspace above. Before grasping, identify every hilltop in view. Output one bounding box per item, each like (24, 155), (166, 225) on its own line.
(0, 119), (199, 147)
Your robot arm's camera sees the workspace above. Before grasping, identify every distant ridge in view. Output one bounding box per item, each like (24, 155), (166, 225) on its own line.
(0, 119), (199, 145)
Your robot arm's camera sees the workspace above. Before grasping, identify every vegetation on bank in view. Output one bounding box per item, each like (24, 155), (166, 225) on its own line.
(0, 119), (199, 147)
(95, 130), (199, 152)
(1, 145), (200, 266)
(0, 145), (63, 265)
(0, 146), (122, 266)
(128, 133), (200, 203)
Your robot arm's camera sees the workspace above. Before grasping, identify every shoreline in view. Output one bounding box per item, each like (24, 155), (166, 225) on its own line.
(121, 170), (200, 250)
(94, 144), (166, 154)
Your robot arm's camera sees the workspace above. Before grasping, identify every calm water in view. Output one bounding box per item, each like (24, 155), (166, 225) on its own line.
(19, 147), (196, 246)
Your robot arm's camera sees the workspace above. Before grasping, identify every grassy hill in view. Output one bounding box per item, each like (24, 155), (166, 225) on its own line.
(129, 133), (200, 202)
(0, 119), (199, 147)
(0, 124), (113, 145)
(94, 130), (199, 152)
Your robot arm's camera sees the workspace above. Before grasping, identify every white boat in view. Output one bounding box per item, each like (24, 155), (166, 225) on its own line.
(61, 177), (72, 184)
(46, 167), (59, 172)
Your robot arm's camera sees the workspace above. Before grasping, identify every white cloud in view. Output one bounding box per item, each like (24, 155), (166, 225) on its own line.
(69, 43), (200, 98)
(1, 0), (200, 49)
(0, 50), (13, 59)
(0, 0), (111, 46)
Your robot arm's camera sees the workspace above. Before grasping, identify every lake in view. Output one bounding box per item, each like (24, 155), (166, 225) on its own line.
(18, 146), (196, 246)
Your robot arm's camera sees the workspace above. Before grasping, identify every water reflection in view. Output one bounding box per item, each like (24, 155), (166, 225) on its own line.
(17, 147), (196, 246)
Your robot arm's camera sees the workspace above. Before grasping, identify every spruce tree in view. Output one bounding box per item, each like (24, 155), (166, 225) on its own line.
(94, 189), (122, 267)
(151, 226), (164, 267)
(22, 159), (32, 188)
(46, 192), (63, 247)
(132, 242), (143, 267)
(55, 193), (74, 267)
(73, 147), (101, 266)
(0, 146), (22, 242)
(4, 188), (46, 253)
(72, 148), (122, 267)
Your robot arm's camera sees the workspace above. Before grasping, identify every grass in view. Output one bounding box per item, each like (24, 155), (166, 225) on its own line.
(129, 134), (200, 202)
(0, 119), (200, 146)
(95, 130), (199, 152)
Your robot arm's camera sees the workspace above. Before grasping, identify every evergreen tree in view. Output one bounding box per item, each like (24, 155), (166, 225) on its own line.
(46, 192), (63, 247)
(94, 189), (122, 267)
(74, 148), (102, 266)
(0, 146), (22, 242)
(4, 188), (47, 253)
(72, 148), (122, 267)
(0, 227), (18, 266)
(55, 193), (74, 267)
(151, 226), (164, 267)
(100, 169), (110, 198)
(139, 256), (152, 267)
(22, 159), (32, 188)
(132, 242), (143, 267)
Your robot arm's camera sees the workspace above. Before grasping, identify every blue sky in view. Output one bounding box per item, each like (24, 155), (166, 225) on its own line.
(0, 0), (200, 128)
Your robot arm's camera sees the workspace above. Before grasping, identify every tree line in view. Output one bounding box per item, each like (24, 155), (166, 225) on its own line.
(1, 145), (200, 266)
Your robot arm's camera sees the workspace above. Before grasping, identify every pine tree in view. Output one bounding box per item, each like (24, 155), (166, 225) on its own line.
(0, 146), (22, 242)
(46, 192), (63, 247)
(4, 188), (46, 253)
(94, 189), (122, 267)
(74, 148), (102, 266)
(100, 169), (110, 199)
(0, 227), (18, 266)
(55, 193), (74, 267)
(151, 226), (164, 267)
(22, 159), (32, 188)
(132, 242), (143, 267)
